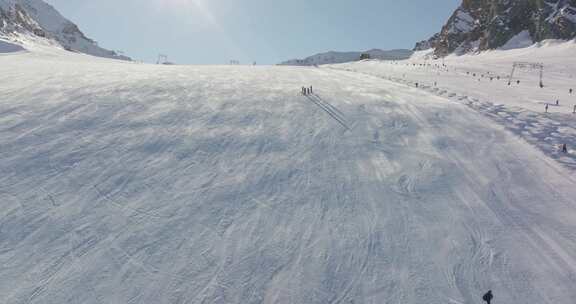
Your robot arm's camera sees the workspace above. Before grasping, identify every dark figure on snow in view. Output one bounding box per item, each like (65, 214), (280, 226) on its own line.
(573, 105), (576, 113)
(302, 87), (306, 95)
(570, 88), (573, 94)
(545, 104), (549, 113)
(563, 144), (568, 153)
(483, 290), (493, 304)
(310, 86), (313, 94)
(517, 80), (520, 85)
(556, 99), (559, 106)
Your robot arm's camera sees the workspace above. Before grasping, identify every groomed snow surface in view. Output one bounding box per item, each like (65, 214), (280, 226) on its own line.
(331, 40), (576, 171)
(2, 46), (576, 304)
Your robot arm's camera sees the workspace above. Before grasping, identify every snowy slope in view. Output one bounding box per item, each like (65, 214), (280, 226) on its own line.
(280, 49), (412, 66)
(329, 40), (576, 171)
(0, 0), (129, 60)
(2, 48), (576, 304)
(0, 37), (24, 52)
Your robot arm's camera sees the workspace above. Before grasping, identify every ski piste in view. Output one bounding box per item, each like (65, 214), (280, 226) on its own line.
(2, 40), (576, 304)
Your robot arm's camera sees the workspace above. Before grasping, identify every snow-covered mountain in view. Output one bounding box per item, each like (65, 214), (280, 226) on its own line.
(0, 0), (129, 60)
(415, 0), (576, 56)
(279, 49), (413, 66)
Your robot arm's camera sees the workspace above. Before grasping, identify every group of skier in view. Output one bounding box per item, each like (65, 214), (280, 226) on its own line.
(301, 86), (313, 95)
(544, 101), (575, 113)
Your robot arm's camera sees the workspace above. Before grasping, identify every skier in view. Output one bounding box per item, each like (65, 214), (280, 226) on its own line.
(482, 290), (493, 304)
(545, 104), (549, 113)
(563, 144), (568, 154)
(310, 86), (313, 94)
(573, 105), (576, 114)
(570, 88), (573, 94)
(556, 99), (559, 106)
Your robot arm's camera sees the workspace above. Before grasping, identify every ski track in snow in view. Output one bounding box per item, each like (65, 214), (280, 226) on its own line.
(1, 51), (576, 304)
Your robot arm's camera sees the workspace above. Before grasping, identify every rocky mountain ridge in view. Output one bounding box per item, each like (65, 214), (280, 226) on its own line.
(0, 0), (129, 60)
(415, 0), (576, 56)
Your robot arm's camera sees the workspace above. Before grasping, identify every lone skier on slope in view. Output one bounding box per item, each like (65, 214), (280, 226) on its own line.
(562, 143), (568, 154)
(483, 290), (493, 304)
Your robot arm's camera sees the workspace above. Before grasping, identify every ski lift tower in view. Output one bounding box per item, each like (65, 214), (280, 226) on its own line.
(508, 62), (545, 88)
(157, 54), (168, 65)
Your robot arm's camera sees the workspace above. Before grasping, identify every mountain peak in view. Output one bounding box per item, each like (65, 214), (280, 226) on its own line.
(0, 0), (130, 60)
(415, 0), (576, 56)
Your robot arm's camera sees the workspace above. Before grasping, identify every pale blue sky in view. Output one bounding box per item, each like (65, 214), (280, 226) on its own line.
(45, 0), (459, 64)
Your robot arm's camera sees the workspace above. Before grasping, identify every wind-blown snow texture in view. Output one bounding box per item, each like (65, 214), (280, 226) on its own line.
(331, 40), (576, 171)
(1, 47), (576, 304)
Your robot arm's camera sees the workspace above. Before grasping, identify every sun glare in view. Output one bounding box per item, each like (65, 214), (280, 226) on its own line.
(152, 0), (218, 27)
(150, 0), (247, 62)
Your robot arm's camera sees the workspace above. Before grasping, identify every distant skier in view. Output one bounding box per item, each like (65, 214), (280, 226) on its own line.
(562, 144), (568, 154)
(310, 86), (313, 94)
(545, 104), (549, 113)
(556, 99), (559, 106)
(570, 88), (573, 94)
(573, 105), (576, 113)
(483, 290), (493, 304)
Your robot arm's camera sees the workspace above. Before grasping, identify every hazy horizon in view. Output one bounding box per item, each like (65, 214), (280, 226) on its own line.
(44, 0), (459, 64)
